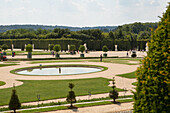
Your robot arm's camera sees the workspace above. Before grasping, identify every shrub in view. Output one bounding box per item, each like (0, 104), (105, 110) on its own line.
(102, 45), (108, 53)
(53, 44), (61, 53)
(26, 44), (32, 52)
(79, 45), (85, 53)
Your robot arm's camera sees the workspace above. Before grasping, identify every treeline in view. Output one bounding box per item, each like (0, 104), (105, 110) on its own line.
(0, 22), (158, 51)
(0, 25), (117, 33)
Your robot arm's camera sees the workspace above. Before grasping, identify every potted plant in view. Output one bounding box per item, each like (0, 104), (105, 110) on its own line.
(79, 45), (85, 57)
(131, 50), (137, 58)
(70, 45), (76, 55)
(2, 44), (8, 55)
(53, 44), (61, 58)
(102, 45), (108, 57)
(26, 44), (33, 59)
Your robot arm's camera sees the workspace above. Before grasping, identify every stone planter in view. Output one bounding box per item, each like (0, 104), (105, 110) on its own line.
(55, 54), (60, 58)
(27, 52), (32, 59)
(80, 54), (84, 58)
(103, 53), (107, 57)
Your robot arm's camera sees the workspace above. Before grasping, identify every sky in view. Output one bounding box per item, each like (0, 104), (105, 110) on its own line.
(0, 0), (169, 27)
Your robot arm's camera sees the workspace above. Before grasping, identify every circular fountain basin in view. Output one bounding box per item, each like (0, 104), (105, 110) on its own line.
(16, 67), (103, 76)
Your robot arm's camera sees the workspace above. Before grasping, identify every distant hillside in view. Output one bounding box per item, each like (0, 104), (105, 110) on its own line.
(0, 25), (117, 33)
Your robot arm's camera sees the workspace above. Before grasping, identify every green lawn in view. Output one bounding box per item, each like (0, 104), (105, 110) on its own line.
(29, 60), (85, 64)
(0, 64), (17, 67)
(0, 77), (123, 105)
(0, 81), (5, 86)
(132, 82), (137, 86)
(88, 58), (141, 65)
(116, 71), (136, 78)
(29, 58), (141, 65)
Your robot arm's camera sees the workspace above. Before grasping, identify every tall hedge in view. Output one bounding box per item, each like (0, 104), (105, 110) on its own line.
(133, 3), (170, 112)
(0, 38), (148, 51)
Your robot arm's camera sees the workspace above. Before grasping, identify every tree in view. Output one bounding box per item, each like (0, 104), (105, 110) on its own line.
(79, 45), (85, 53)
(109, 77), (118, 103)
(53, 44), (61, 53)
(66, 83), (76, 108)
(9, 88), (21, 113)
(102, 45), (109, 53)
(133, 3), (170, 112)
(26, 44), (32, 52)
(2, 44), (8, 51)
(26, 44), (33, 59)
(49, 44), (54, 51)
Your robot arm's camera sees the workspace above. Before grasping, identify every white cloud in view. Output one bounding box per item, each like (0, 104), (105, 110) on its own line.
(0, 0), (169, 26)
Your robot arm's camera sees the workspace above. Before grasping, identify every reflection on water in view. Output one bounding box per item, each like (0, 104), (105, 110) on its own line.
(17, 67), (102, 76)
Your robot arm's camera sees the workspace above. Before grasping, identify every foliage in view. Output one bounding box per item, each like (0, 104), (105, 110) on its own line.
(79, 45), (85, 53)
(0, 81), (6, 86)
(25, 44), (32, 52)
(109, 77), (118, 103)
(102, 45), (109, 52)
(9, 88), (21, 113)
(1, 44), (8, 51)
(133, 3), (170, 112)
(66, 83), (76, 107)
(53, 44), (61, 53)
(49, 44), (54, 51)
(0, 22), (158, 51)
(116, 71), (136, 78)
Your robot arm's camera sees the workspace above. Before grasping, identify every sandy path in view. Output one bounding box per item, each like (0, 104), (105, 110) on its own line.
(43, 102), (133, 113)
(7, 51), (146, 59)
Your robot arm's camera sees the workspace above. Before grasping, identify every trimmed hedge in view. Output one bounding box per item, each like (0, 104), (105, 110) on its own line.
(0, 38), (148, 51)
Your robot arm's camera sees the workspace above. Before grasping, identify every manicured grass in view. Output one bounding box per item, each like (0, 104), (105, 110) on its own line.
(0, 77), (124, 105)
(132, 82), (137, 86)
(0, 64), (17, 67)
(0, 81), (6, 86)
(89, 58), (141, 65)
(29, 60), (85, 64)
(116, 71), (136, 78)
(29, 58), (141, 65)
(6, 51), (26, 55)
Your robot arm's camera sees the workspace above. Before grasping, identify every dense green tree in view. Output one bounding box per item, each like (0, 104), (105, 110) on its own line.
(53, 44), (61, 53)
(1, 44), (8, 51)
(9, 88), (21, 113)
(66, 83), (76, 107)
(102, 45), (109, 53)
(133, 3), (170, 112)
(109, 77), (118, 103)
(79, 45), (85, 53)
(26, 44), (33, 59)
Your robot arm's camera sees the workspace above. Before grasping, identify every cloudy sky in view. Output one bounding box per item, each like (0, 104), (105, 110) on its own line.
(0, 0), (169, 27)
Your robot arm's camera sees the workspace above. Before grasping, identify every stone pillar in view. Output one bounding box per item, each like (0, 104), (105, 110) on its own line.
(145, 42), (148, 51)
(115, 45), (118, 51)
(68, 44), (70, 52)
(11, 44), (14, 51)
(84, 43), (87, 50)
(32, 44), (34, 51)
(25, 44), (27, 51)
